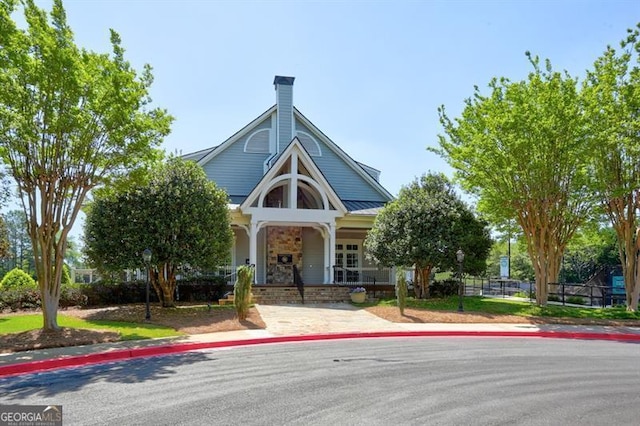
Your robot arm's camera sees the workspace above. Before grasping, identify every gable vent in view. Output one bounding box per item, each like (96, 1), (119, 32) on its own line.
(296, 131), (321, 156)
(244, 129), (270, 153)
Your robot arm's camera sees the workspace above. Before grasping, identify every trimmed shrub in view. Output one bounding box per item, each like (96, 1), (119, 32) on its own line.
(513, 290), (535, 299)
(60, 282), (88, 308)
(430, 279), (459, 298)
(0, 287), (40, 311)
(176, 276), (228, 302)
(234, 265), (254, 320)
(0, 268), (37, 291)
(79, 280), (157, 306)
(566, 295), (586, 305)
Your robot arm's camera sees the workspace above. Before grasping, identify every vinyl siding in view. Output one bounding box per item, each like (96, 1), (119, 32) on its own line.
(302, 228), (324, 284)
(295, 120), (388, 202)
(277, 85), (294, 152)
(201, 118), (272, 197)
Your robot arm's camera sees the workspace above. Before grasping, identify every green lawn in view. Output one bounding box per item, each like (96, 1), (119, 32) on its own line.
(0, 314), (182, 340)
(376, 296), (640, 321)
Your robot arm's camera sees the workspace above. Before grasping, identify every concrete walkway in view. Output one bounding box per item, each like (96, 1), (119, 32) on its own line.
(2, 303), (640, 377)
(255, 303), (404, 335)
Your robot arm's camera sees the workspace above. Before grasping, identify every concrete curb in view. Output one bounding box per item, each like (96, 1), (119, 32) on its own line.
(2, 330), (640, 378)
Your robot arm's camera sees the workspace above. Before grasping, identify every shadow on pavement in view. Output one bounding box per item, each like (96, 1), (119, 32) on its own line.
(0, 351), (215, 399)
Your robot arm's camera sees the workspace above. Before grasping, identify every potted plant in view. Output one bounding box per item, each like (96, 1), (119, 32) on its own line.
(349, 287), (367, 303)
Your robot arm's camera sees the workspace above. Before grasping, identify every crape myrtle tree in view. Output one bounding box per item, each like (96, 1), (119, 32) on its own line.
(435, 54), (591, 306)
(84, 157), (234, 307)
(583, 25), (640, 311)
(364, 173), (492, 298)
(0, 0), (172, 329)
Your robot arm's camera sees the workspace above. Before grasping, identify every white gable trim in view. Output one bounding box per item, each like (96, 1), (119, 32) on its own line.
(293, 107), (394, 201)
(240, 137), (347, 214)
(197, 105), (277, 166)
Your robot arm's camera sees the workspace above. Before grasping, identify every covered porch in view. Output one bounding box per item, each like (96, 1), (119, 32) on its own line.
(228, 224), (396, 286)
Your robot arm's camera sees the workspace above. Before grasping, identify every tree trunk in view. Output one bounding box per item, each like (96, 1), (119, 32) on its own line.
(607, 196), (639, 312)
(415, 265), (432, 299)
(628, 226), (640, 311)
(41, 287), (60, 330)
(31, 223), (67, 332)
(152, 263), (177, 307)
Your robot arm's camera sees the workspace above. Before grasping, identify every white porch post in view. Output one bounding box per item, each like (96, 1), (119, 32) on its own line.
(289, 151), (298, 209)
(249, 221), (258, 283)
(322, 227), (330, 283)
(328, 223), (336, 284)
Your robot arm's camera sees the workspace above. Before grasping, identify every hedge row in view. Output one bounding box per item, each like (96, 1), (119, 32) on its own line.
(0, 277), (229, 311)
(429, 279), (460, 298)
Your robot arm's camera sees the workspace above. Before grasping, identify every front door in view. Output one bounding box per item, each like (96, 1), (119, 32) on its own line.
(334, 241), (360, 283)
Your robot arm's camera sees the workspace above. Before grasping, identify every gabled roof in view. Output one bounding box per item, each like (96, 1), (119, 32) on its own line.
(181, 146), (218, 162)
(181, 103), (394, 203)
(293, 107), (393, 201)
(240, 137), (347, 214)
(194, 105), (277, 166)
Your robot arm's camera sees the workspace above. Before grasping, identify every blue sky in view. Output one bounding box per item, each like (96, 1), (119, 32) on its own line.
(39, 0), (637, 197)
(8, 0), (640, 240)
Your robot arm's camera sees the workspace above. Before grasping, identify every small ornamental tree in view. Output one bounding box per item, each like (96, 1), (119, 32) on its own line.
(365, 173), (492, 298)
(234, 265), (254, 320)
(84, 157), (234, 307)
(0, 0), (172, 329)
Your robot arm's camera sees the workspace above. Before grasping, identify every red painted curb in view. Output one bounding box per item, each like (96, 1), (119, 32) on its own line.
(1, 330), (639, 378)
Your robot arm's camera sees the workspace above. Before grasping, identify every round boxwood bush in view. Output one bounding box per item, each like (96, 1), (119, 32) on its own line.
(0, 268), (37, 291)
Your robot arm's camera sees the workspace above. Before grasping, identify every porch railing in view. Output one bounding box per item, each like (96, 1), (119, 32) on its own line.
(332, 265), (393, 285)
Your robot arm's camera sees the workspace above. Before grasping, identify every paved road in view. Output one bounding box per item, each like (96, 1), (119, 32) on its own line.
(2, 337), (639, 425)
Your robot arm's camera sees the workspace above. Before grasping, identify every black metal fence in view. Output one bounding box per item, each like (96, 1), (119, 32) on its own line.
(471, 279), (626, 307)
(470, 279), (535, 300)
(547, 282), (626, 307)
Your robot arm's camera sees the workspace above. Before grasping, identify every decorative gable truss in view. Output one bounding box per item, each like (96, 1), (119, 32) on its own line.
(241, 137), (346, 220)
(237, 137), (347, 284)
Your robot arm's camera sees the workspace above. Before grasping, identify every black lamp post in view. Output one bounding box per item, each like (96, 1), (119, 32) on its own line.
(143, 248), (152, 320)
(456, 249), (465, 312)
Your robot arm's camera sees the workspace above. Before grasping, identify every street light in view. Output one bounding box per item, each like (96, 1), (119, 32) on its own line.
(456, 249), (465, 312)
(142, 248), (152, 321)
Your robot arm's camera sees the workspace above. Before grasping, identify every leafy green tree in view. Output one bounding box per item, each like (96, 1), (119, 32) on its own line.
(84, 157), (233, 307)
(583, 25), (640, 311)
(436, 54), (591, 306)
(364, 173), (492, 298)
(0, 0), (172, 329)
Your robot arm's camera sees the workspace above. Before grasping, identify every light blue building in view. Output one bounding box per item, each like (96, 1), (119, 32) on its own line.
(183, 76), (394, 286)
